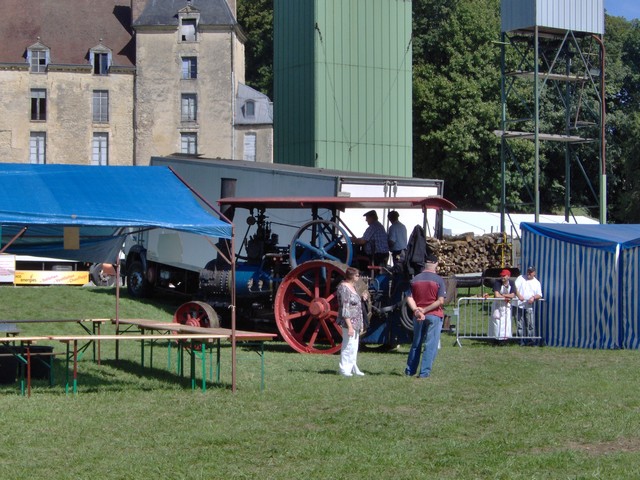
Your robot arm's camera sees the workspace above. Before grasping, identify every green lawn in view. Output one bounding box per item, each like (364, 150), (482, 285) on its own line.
(1, 286), (639, 479)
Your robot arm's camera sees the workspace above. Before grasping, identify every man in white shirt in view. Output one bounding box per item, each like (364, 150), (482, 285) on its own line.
(387, 210), (407, 267)
(515, 266), (543, 345)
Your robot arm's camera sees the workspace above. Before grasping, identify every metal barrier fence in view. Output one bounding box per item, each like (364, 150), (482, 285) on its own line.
(453, 296), (542, 347)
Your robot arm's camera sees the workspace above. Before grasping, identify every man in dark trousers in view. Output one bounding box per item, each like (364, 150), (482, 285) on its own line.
(404, 254), (446, 379)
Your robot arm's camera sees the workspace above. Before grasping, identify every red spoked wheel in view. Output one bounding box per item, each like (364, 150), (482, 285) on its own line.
(173, 301), (220, 328)
(274, 260), (348, 354)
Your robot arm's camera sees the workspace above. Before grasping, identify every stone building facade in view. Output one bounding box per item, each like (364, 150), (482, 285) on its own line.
(0, 0), (272, 166)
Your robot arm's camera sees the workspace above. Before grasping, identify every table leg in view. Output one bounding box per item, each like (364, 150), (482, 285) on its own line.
(201, 343), (206, 392)
(65, 342), (70, 394)
(190, 340), (196, 390)
(216, 339), (221, 383)
(140, 328), (145, 368)
(73, 340), (78, 395)
(26, 344), (32, 398)
(96, 321), (102, 365)
(261, 342), (265, 392)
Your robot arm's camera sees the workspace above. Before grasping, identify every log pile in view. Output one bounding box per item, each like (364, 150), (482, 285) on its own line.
(428, 232), (512, 276)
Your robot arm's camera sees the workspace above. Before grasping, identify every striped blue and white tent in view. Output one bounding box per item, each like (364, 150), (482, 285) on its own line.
(521, 223), (640, 349)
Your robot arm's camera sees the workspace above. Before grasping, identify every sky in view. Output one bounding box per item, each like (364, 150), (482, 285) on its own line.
(605, 0), (640, 20)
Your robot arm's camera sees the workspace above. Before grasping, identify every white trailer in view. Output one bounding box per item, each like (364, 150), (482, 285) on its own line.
(124, 156), (446, 298)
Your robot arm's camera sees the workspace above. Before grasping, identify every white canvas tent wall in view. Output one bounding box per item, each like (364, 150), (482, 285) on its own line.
(521, 223), (640, 349)
(443, 211), (598, 237)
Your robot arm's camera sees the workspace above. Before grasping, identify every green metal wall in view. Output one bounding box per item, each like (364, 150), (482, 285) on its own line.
(274, 0), (412, 177)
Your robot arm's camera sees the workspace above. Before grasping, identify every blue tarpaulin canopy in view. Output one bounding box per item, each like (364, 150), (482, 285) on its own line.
(521, 223), (640, 349)
(0, 164), (232, 263)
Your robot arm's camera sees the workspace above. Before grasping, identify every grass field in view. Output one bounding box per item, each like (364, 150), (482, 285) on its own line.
(1, 285), (639, 479)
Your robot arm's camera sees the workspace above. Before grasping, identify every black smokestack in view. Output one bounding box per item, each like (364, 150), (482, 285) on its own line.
(220, 177), (237, 221)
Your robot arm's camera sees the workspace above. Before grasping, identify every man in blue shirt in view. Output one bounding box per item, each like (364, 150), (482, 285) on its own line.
(387, 210), (407, 266)
(352, 210), (389, 266)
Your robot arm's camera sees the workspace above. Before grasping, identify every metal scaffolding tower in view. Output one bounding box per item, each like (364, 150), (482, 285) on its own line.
(495, 0), (606, 233)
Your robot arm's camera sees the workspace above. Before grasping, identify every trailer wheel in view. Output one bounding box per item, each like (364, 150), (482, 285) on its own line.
(127, 261), (150, 298)
(289, 220), (353, 268)
(174, 301), (220, 328)
(90, 263), (117, 287)
(274, 260), (348, 354)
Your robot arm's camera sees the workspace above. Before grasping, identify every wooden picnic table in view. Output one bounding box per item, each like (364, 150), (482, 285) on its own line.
(0, 318), (110, 364)
(0, 319), (276, 396)
(114, 318), (277, 391)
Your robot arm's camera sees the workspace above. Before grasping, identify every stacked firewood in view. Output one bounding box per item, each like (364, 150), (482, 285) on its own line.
(428, 232), (512, 276)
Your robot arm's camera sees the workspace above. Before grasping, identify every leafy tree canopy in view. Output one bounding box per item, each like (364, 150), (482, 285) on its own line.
(238, 0), (639, 222)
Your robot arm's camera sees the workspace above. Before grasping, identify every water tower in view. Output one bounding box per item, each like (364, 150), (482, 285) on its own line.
(496, 0), (606, 232)
(273, 0), (413, 177)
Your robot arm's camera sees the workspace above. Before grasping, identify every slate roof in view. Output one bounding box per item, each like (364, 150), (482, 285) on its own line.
(0, 0), (135, 66)
(133, 0), (236, 27)
(235, 83), (273, 125)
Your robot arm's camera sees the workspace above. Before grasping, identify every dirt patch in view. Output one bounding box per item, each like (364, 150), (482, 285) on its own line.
(566, 437), (640, 455)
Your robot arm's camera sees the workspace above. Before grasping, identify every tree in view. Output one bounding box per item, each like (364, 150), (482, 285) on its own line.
(238, 0), (638, 221)
(237, 0), (274, 99)
(607, 19), (640, 222)
(412, 0), (503, 209)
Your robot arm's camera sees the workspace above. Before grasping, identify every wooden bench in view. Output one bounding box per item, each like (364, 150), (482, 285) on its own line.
(0, 323), (21, 337)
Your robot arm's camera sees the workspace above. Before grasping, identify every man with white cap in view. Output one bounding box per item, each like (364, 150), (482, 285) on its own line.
(405, 254), (446, 378)
(515, 266), (543, 345)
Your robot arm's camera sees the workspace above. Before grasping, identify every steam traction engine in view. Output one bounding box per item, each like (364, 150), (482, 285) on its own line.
(174, 196), (455, 354)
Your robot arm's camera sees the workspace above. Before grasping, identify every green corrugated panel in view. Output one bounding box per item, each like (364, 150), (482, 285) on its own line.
(275, 0), (412, 176)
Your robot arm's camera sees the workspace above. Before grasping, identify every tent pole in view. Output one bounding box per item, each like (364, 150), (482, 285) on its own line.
(167, 166), (237, 392)
(0, 227), (28, 253)
(231, 233), (237, 393)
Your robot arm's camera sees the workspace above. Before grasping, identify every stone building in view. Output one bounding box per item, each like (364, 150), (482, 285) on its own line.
(0, 0), (272, 166)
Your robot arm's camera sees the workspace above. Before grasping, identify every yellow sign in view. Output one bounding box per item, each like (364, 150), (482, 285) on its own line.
(14, 271), (89, 286)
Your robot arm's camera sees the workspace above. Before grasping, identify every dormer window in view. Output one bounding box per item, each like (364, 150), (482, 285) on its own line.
(181, 19), (197, 42)
(27, 42), (50, 73)
(90, 43), (112, 75)
(245, 100), (256, 118)
(178, 4), (200, 43)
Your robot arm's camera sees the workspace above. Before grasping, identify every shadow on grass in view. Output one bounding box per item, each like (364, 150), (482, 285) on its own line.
(19, 355), (233, 394)
(100, 358), (232, 391)
(360, 343), (407, 355)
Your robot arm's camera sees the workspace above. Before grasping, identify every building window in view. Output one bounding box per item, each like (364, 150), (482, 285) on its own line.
(181, 94), (197, 122)
(182, 57), (197, 79)
(243, 133), (257, 161)
(92, 133), (109, 165)
(180, 133), (197, 154)
(245, 100), (255, 118)
(27, 48), (49, 73)
(93, 90), (109, 123)
(29, 132), (46, 164)
(93, 52), (109, 75)
(180, 19), (197, 42)
(30, 89), (47, 121)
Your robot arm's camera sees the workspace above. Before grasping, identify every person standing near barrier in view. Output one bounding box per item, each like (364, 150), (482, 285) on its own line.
(515, 266), (543, 345)
(404, 254), (446, 379)
(387, 210), (407, 267)
(336, 267), (369, 376)
(490, 269), (517, 341)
